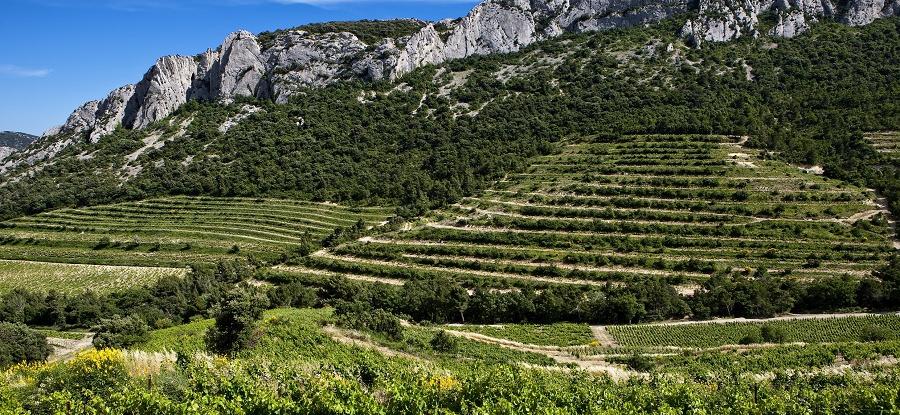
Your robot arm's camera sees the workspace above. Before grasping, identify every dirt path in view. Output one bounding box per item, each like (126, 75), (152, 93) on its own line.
(311, 251), (608, 287)
(589, 326), (618, 347)
(871, 194), (900, 250)
(456, 205), (736, 228)
(442, 328), (634, 379)
(323, 325), (421, 361)
(47, 333), (94, 362)
(399, 252), (708, 279)
(424, 222), (884, 247)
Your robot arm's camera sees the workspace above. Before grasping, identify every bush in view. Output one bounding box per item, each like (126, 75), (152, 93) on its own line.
(622, 353), (655, 371)
(739, 330), (763, 345)
(430, 330), (458, 353)
(859, 325), (897, 342)
(0, 322), (51, 368)
(336, 304), (405, 341)
(206, 286), (270, 355)
(92, 315), (149, 349)
(760, 325), (786, 343)
(268, 283), (318, 308)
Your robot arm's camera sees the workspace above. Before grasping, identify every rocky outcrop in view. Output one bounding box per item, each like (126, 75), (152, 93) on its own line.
(681, 0), (899, 45)
(131, 56), (198, 130)
(843, 0), (900, 25)
(210, 31), (266, 100)
(47, 0), (900, 146)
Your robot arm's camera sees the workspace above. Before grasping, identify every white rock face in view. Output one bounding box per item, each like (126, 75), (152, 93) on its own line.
(90, 84), (137, 142)
(49, 0), (900, 147)
(131, 55), (198, 129)
(770, 9), (810, 38)
(211, 31), (266, 100)
(844, 0), (900, 25)
(0, 147), (16, 162)
(681, 0), (897, 45)
(265, 31), (368, 103)
(443, 2), (537, 60)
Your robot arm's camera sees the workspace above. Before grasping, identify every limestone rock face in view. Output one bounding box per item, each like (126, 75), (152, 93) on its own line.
(264, 31), (368, 103)
(131, 56), (198, 130)
(681, 0), (898, 45)
(90, 85), (137, 142)
(211, 31), (266, 100)
(770, 9), (810, 38)
(844, 0), (900, 25)
(49, 0), (900, 147)
(443, 1), (537, 60)
(392, 26), (446, 78)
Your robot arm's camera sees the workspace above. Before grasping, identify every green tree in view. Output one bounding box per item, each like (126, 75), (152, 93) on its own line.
(0, 322), (51, 368)
(92, 315), (150, 349)
(205, 286), (270, 355)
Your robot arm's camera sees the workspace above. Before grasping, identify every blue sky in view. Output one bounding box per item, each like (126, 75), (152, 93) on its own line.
(0, 0), (478, 135)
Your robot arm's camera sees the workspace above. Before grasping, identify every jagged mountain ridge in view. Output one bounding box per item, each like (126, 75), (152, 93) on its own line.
(46, 0), (899, 140)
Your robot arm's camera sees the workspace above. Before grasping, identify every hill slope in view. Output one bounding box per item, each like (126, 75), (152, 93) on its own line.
(286, 134), (894, 292)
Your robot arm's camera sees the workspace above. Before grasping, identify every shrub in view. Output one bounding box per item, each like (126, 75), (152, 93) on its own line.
(206, 286), (270, 355)
(92, 315), (150, 349)
(859, 325), (897, 342)
(622, 353), (655, 371)
(336, 304), (405, 341)
(268, 283), (318, 308)
(760, 325), (786, 343)
(0, 322), (51, 368)
(739, 330), (763, 345)
(430, 330), (458, 353)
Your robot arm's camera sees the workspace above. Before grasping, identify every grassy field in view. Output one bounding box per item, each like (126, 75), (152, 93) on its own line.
(289, 135), (895, 290)
(0, 259), (187, 294)
(606, 314), (900, 348)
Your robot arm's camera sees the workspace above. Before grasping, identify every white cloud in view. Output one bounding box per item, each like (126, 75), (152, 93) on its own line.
(0, 64), (51, 78)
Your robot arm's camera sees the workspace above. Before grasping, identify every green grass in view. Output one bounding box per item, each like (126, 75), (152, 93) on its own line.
(0, 259), (187, 295)
(445, 323), (595, 346)
(607, 314), (900, 348)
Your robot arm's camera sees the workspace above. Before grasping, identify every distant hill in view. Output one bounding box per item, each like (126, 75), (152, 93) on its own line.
(0, 131), (37, 162)
(0, 131), (37, 150)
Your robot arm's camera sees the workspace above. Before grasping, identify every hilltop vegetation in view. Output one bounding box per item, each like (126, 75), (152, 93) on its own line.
(257, 19), (427, 48)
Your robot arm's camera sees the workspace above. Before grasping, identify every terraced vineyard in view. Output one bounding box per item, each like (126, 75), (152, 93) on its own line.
(867, 131), (900, 160)
(0, 196), (392, 291)
(287, 135), (896, 290)
(606, 314), (900, 348)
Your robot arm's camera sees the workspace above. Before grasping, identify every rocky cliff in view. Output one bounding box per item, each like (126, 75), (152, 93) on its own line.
(40, 0), (900, 147)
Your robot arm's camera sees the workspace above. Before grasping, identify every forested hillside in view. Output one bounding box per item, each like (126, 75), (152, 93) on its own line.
(1, 18), (898, 223)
